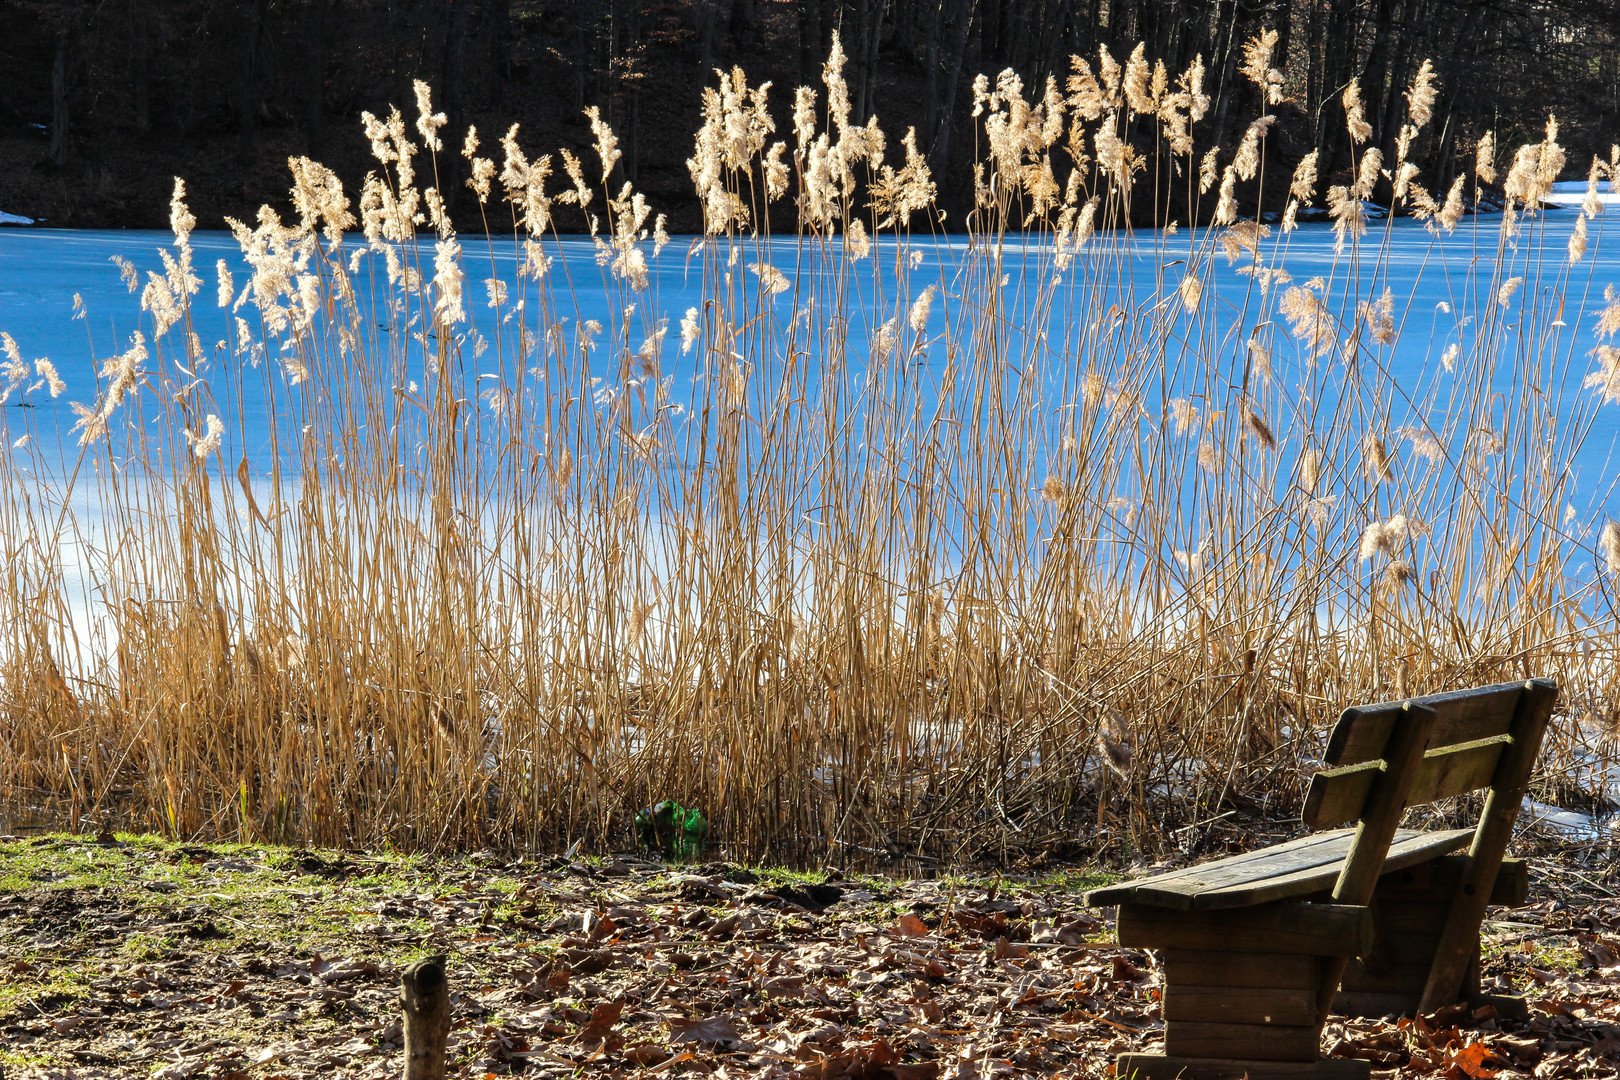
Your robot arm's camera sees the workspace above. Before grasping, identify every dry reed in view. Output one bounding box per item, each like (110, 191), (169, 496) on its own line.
(2, 38), (1617, 864)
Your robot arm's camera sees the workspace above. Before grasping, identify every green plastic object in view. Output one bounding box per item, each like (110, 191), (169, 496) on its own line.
(635, 800), (709, 860)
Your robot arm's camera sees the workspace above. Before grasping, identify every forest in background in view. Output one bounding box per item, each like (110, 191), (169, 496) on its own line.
(0, 0), (1618, 231)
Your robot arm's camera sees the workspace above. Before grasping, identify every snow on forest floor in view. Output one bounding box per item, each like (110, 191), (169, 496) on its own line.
(3, 834), (1619, 1079)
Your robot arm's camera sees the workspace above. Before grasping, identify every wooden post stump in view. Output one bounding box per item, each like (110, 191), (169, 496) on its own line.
(401, 954), (450, 1080)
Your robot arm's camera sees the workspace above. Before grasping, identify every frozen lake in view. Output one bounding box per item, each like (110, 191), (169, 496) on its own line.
(3, 207), (1620, 497)
(5, 203), (1620, 667)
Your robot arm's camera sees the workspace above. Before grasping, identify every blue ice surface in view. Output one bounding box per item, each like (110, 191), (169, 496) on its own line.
(0, 212), (1618, 512)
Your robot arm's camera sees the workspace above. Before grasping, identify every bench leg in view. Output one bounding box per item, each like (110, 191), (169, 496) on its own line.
(1137, 948), (1349, 1077)
(1335, 857), (1530, 1020)
(1114, 904), (1376, 1079)
(1116, 1054), (1372, 1080)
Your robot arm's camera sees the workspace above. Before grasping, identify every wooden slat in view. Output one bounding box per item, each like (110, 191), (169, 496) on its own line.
(1302, 760), (1381, 828)
(1373, 856), (1528, 906)
(1164, 950), (1320, 989)
(1191, 828), (1473, 911)
(1403, 735), (1511, 804)
(1332, 990), (1420, 1019)
(1090, 828), (1474, 911)
(1325, 682), (1525, 766)
(1117, 1054), (1371, 1080)
(1374, 900), (1452, 935)
(1492, 857), (1531, 907)
(1340, 960), (1431, 995)
(1117, 902), (1372, 956)
(1164, 1020), (1321, 1061)
(1381, 929), (1443, 966)
(1162, 985), (1319, 1026)
(1084, 828), (1356, 908)
(1475, 994), (1530, 1022)
(1305, 738), (1511, 829)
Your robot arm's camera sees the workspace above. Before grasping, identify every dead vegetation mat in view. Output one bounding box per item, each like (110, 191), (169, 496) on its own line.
(4, 835), (1620, 1078)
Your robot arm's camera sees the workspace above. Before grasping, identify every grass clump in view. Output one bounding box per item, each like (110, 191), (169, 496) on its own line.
(1, 30), (1618, 866)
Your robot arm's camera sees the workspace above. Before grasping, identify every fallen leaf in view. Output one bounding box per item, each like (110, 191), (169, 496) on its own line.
(1111, 954), (1147, 980)
(894, 914), (931, 938)
(623, 1043), (670, 1066)
(581, 998), (624, 1044)
(669, 1013), (745, 1047)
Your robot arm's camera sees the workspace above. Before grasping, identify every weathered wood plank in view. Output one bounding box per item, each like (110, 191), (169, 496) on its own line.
(1340, 960), (1431, 994)
(1374, 855), (1527, 906)
(1403, 735), (1511, 804)
(1332, 990), (1420, 1019)
(1164, 1020), (1321, 1061)
(1162, 985), (1319, 1026)
(1326, 682), (1524, 766)
(1475, 994), (1529, 1022)
(1372, 900), (1452, 935)
(1084, 828), (1358, 908)
(1380, 929), (1444, 966)
(1089, 823), (1514, 912)
(1191, 829), (1472, 911)
(1491, 857), (1531, 907)
(1163, 950), (1320, 989)
(1089, 827), (1473, 910)
(1419, 679), (1558, 1013)
(1117, 1055), (1371, 1080)
(1117, 902), (1372, 956)
(1302, 760), (1382, 829)
(1305, 738), (1511, 829)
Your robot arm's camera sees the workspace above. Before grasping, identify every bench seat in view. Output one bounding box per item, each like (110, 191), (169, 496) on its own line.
(1087, 827), (1475, 911)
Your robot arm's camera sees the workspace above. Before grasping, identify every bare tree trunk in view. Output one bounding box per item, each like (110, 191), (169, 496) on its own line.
(1316, 0), (1361, 180)
(239, 0), (269, 160)
(1360, 0), (1396, 151)
(728, 0), (759, 50)
(400, 955), (449, 1080)
(488, 0), (512, 108)
(1306, 0), (1325, 141)
(307, 0), (328, 155)
(695, 0), (722, 70)
(131, 0), (151, 135)
(390, 0), (418, 113)
(926, 0), (974, 178)
(922, 0), (942, 148)
(627, 1), (641, 183)
(435, 0), (469, 214)
(1042, 0), (1075, 88)
(573, 3), (590, 113)
(853, 0), (889, 121)
(1207, 0), (1244, 148)
(50, 27), (71, 170)
(798, 0), (823, 85)
(1272, 0), (1295, 82)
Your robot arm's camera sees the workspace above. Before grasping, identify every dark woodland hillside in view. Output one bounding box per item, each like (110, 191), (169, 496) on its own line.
(1, 0), (1618, 231)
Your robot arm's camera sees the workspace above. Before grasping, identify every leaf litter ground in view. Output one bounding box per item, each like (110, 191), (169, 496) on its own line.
(4, 834), (1620, 1078)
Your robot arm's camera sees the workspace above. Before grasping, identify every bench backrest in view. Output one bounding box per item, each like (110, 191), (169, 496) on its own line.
(1303, 677), (1557, 1015)
(1303, 679), (1554, 829)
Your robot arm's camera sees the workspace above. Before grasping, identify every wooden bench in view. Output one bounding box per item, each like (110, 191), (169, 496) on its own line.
(1084, 679), (1557, 1080)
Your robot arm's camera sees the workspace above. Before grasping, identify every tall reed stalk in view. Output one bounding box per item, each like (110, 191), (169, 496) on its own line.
(2, 34), (1617, 861)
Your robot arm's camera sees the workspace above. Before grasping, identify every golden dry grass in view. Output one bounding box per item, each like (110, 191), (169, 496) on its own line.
(1, 34), (1617, 862)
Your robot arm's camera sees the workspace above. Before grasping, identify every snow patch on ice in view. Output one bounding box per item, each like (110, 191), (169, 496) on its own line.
(1521, 797), (1602, 837)
(1542, 179), (1620, 209)
(0, 211), (33, 226)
